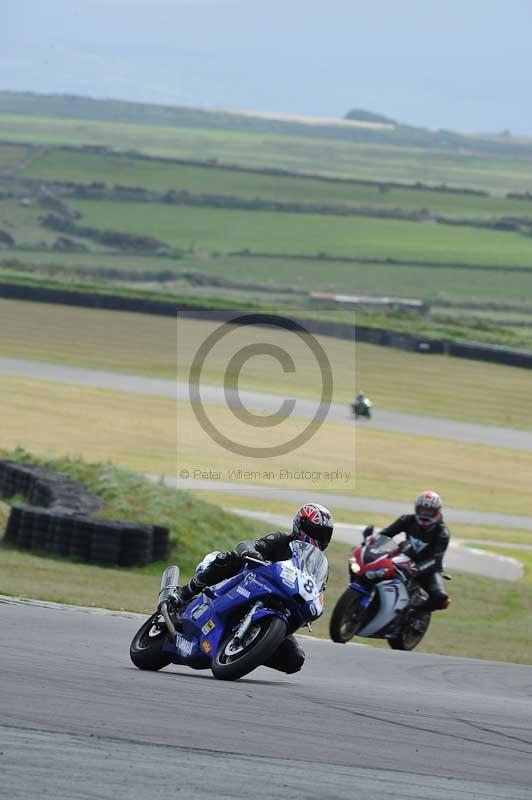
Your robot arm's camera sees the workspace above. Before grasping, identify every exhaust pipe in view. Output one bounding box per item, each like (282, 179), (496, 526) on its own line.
(158, 566), (180, 638)
(158, 565), (180, 604)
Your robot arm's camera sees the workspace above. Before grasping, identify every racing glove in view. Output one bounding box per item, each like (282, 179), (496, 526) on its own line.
(397, 539), (415, 557)
(236, 541), (265, 562)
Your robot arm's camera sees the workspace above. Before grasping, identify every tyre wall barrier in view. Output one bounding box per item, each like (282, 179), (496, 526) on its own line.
(1, 282), (530, 367)
(0, 461), (169, 566)
(447, 340), (532, 369)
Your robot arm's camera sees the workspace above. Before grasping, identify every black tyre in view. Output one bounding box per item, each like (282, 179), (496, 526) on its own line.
(388, 612), (431, 651)
(130, 614), (171, 671)
(212, 616), (287, 681)
(329, 588), (365, 643)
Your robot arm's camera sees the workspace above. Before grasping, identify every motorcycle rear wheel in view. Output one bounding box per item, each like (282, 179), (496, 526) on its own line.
(212, 615), (287, 681)
(130, 614), (172, 671)
(388, 611), (431, 651)
(329, 588), (364, 643)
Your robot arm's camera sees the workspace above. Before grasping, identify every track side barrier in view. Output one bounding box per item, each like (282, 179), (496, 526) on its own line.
(0, 460), (170, 566)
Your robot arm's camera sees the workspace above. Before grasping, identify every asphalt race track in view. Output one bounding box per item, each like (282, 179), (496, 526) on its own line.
(2, 600), (531, 800)
(2, 357), (532, 451)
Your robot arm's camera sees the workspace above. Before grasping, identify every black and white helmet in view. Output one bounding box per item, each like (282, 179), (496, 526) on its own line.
(415, 490), (443, 530)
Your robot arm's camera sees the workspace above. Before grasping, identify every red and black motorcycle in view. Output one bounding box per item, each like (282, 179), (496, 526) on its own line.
(329, 531), (435, 651)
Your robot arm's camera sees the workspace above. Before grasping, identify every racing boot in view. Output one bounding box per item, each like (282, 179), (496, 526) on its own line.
(167, 574), (208, 623)
(407, 593), (450, 632)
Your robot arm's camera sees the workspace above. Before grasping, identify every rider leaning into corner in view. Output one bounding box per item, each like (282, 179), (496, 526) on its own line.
(367, 490), (451, 614)
(169, 503), (334, 674)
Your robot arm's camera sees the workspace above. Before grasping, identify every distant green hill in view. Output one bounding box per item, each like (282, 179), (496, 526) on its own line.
(2, 90), (532, 158)
(345, 109), (397, 125)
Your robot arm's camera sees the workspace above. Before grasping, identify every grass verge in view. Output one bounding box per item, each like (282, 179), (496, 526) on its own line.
(0, 448), (268, 577)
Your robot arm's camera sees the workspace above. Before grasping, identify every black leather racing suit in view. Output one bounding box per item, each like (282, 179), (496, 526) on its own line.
(181, 531), (306, 674)
(379, 515), (450, 610)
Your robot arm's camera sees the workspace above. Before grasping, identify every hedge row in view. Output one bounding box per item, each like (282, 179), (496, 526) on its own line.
(0, 460), (169, 566)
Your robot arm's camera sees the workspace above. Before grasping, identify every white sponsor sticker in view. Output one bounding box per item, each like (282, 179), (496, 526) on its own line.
(281, 566), (297, 587)
(175, 633), (193, 656)
(236, 585), (251, 599)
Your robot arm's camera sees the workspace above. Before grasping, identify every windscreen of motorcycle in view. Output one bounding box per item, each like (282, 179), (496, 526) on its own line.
(289, 540), (329, 593)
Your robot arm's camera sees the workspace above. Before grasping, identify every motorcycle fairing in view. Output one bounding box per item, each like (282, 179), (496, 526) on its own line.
(356, 578), (410, 637)
(160, 545), (327, 667)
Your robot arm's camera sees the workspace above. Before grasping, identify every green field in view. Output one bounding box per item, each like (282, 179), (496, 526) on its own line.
(19, 148), (532, 219)
(71, 199), (532, 268)
(3, 112), (532, 194)
(5, 250), (532, 310)
(0, 143), (32, 171)
(0, 198), (71, 248)
(2, 105), (532, 347)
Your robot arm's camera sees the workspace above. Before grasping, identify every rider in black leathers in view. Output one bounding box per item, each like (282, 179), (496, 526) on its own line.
(171, 503), (334, 674)
(374, 490), (450, 612)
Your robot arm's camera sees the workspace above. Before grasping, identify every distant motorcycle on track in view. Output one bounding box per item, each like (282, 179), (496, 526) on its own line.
(351, 394), (372, 420)
(130, 540), (328, 681)
(329, 531), (445, 651)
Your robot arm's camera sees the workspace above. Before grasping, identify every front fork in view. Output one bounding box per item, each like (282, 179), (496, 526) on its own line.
(232, 601), (264, 645)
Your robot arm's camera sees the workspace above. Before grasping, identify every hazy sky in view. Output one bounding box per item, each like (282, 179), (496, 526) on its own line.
(3, 0), (532, 133)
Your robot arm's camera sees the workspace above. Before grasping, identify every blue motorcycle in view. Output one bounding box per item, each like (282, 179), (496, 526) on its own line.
(130, 540), (328, 681)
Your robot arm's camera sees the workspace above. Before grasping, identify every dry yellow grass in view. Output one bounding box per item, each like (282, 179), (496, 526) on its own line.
(2, 300), (532, 428)
(0, 377), (177, 474)
(1, 375), (529, 515)
(176, 401), (532, 514)
(0, 501), (9, 531)
(0, 298), (178, 378)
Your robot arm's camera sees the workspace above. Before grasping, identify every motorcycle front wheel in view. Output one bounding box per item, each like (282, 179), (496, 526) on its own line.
(130, 614), (172, 671)
(212, 615), (287, 681)
(388, 611), (431, 651)
(329, 588), (364, 643)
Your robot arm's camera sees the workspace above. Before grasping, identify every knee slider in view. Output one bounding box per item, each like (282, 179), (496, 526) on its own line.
(432, 592), (450, 610)
(284, 652), (305, 674)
